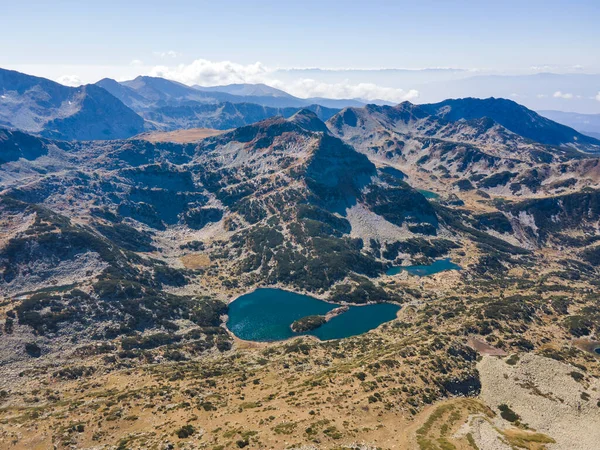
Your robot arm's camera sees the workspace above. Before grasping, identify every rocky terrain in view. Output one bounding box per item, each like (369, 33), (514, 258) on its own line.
(1, 93), (600, 449)
(419, 98), (600, 151)
(328, 101), (600, 198)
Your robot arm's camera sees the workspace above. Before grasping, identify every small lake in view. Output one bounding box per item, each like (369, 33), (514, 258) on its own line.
(386, 258), (461, 277)
(227, 288), (400, 342)
(417, 189), (440, 199)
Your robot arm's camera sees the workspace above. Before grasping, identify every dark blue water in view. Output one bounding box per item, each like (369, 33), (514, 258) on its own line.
(380, 166), (407, 180)
(417, 189), (440, 199)
(227, 288), (400, 342)
(386, 258), (461, 276)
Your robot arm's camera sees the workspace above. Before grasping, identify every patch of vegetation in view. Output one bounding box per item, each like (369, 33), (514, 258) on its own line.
(472, 212), (513, 234)
(184, 207), (223, 229)
(564, 315), (594, 337)
(273, 422), (297, 435)
(24, 342), (41, 357)
(329, 276), (399, 304)
(498, 404), (520, 422)
(176, 424), (196, 439)
(291, 315), (327, 333)
(569, 371), (584, 382)
(121, 333), (181, 351)
(95, 222), (156, 252)
(362, 184), (438, 231)
(478, 171), (517, 188)
(153, 266), (187, 287)
(505, 354), (520, 366)
(382, 238), (459, 260)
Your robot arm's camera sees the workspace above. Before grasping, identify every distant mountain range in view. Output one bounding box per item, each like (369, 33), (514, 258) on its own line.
(0, 68), (144, 140)
(2, 67), (600, 153)
(95, 75), (365, 131)
(98, 75), (370, 110)
(538, 110), (600, 140)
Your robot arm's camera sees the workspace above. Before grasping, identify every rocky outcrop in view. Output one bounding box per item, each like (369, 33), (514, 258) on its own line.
(290, 306), (349, 333)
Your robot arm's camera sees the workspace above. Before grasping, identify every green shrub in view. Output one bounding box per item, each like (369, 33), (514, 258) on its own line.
(498, 404), (519, 422)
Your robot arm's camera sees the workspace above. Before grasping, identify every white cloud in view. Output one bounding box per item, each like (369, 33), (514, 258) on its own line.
(553, 91), (573, 99)
(536, 94), (548, 98)
(596, 92), (600, 102)
(154, 50), (181, 58)
(146, 58), (418, 102)
(56, 75), (82, 87)
(130, 59), (144, 67)
(530, 65), (555, 72)
(273, 79), (419, 102)
(148, 58), (269, 86)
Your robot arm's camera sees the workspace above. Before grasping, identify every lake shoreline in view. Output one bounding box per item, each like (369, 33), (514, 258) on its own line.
(227, 284), (404, 308)
(226, 288), (401, 342)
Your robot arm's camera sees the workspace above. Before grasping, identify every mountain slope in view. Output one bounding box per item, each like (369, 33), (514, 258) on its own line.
(420, 97), (600, 152)
(95, 77), (155, 111)
(328, 101), (600, 196)
(3, 104), (600, 450)
(141, 101), (339, 131)
(288, 109), (331, 134)
(0, 68), (145, 140)
(0, 113), (441, 297)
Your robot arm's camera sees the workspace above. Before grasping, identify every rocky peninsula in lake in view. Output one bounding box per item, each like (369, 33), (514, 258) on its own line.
(290, 306), (349, 333)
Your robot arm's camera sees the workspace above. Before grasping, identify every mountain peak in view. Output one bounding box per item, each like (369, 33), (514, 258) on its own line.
(288, 108), (330, 134)
(0, 68), (144, 140)
(420, 97), (600, 152)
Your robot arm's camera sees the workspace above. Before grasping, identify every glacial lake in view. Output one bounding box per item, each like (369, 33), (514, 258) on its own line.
(227, 288), (400, 342)
(386, 258), (462, 277)
(417, 189), (440, 199)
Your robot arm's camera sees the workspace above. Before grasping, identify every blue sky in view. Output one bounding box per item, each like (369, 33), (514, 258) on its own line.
(2, 0), (598, 70)
(1, 0), (599, 112)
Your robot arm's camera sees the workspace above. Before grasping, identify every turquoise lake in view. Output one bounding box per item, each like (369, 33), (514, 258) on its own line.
(417, 189), (440, 199)
(386, 258), (462, 276)
(227, 288), (400, 342)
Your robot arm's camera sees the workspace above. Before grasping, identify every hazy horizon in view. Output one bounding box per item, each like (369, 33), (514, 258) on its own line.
(2, 0), (600, 112)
